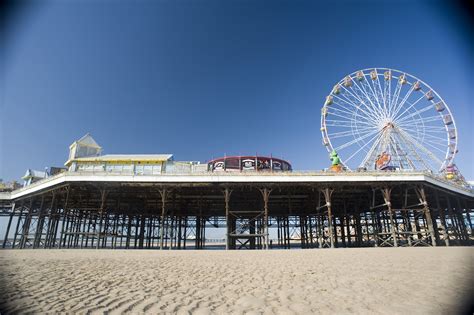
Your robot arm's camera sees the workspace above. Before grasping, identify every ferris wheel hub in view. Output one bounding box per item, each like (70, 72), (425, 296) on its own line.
(378, 118), (395, 130)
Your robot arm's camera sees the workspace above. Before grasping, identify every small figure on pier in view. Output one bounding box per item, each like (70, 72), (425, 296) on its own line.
(375, 152), (391, 170)
(329, 150), (342, 172)
(444, 164), (467, 186)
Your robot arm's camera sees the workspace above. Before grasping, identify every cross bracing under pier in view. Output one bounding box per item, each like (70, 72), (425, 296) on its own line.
(1, 171), (472, 250)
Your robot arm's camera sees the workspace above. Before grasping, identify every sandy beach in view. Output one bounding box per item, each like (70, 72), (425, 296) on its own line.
(0, 248), (472, 314)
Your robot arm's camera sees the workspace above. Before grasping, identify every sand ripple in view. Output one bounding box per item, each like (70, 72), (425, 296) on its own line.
(0, 248), (472, 314)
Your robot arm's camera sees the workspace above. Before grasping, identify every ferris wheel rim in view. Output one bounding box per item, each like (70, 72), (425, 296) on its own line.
(320, 67), (458, 172)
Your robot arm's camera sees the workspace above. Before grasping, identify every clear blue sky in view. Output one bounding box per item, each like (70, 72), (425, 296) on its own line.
(1, 0), (473, 181)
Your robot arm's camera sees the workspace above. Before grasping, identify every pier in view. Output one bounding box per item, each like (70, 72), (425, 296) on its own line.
(1, 171), (472, 250)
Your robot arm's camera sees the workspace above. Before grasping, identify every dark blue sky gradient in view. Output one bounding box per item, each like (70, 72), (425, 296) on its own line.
(1, 0), (472, 181)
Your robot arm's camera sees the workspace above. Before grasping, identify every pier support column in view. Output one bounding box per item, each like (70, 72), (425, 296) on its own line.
(435, 191), (449, 246)
(96, 189), (107, 249)
(12, 201), (27, 249)
(33, 196), (46, 248)
(381, 188), (397, 247)
(402, 188), (413, 246)
(224, 188), (232, 250)
(20, 198), (35, 249)
(462, 199), (473, 237)
(321, 188), (335, 248)
(355, 211), (362, 246)
(455, 198), (470, 242)
(2, 202), (16, 248)
(446, 197), (461, 245)
(159, 188), (168, 250)
(59, 187), (70, 249)
(416, 186), (437, 247)
(259, 188), (272, 250)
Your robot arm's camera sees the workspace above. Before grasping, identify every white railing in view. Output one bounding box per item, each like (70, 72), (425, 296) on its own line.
(0, 192), (11, 200)
(10, 169), (472, 194)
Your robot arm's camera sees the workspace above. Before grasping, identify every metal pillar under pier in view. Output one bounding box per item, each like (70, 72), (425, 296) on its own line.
(321, 188), (335, 248)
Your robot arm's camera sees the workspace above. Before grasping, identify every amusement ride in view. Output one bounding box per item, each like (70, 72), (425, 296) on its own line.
(321, 68), (464, 183)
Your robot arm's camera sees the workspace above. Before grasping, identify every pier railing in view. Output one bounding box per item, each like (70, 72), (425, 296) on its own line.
(3, 169), (472, 198)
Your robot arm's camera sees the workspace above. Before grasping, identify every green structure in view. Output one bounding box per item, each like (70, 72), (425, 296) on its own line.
(330, 150), (340, 166)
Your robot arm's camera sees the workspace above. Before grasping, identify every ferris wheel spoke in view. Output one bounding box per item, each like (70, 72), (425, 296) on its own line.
(344, 131), (383, 164)
(423, 140), (449, 155)
(374, 74), (389, 117)
(361, 75), (385, 113)
(397, 114), (442, 126)
(335, 88), (377, 120)
(407, 125), (445, 132)
(334, 129), (380, 151)
(325, 112), (360, 125)
(423, 133), (448, 141)
(391, 84), (416, 119)
(331, 94), (376, 122)
(351, 79), (384, 119)
(394, 131), (435, 170)
(389, 136), (404, 168)
(391, 133), (419, 170)
(360, 131), (386, 168)
(328, 126), (374, 140)
(350, 86), (384, 121)
(326, 110), (375, 128)
(385, 74), (392, 115)
(388, 78), (404, 116)
(395, 104), (436, 124)
(403, 129), (448, 151)
(328, 129), (365, 138)
(392, 94), (426, 122)
(325, 122), (357, 128)
(328, 126), (375, 140)
(402, 129), (447, 153)
(421, 126), (448, 132)
(328, 126), (376, 136)
(324, 119), (369, 128)
(402, 127), (447, 148)
(416, 132), (448, 143)
(327, 105), (375, 125)
(339, 84), (383, 122)
(396, 128), (445, 167)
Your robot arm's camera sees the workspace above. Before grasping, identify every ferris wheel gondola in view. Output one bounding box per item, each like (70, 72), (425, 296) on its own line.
(320, 68), (458, 173)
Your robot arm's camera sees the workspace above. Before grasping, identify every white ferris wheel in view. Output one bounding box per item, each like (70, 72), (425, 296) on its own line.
(320, 68), (458, 172)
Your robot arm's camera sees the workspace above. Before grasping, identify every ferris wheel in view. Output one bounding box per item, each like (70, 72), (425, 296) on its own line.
(320, 68), (458, 172)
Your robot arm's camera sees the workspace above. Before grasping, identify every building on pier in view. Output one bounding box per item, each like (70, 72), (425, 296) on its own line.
(65, 134), (204, 175)
(21, 169), (47, 187)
